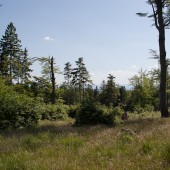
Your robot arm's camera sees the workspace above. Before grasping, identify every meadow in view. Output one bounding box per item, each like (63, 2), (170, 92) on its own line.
(0, 112), (170, 170)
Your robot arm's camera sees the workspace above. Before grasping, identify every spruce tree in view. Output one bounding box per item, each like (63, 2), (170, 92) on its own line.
(20, 48), (32, 84)
(71, 57), (92, 103)
(64, 62), (72, 87)
(63, 62), (73, 105)
(105, 74), (119, 107)
(0, 22), (23, 84)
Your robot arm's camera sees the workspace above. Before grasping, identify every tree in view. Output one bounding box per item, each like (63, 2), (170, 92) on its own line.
(71, 57), (92, 103)
(137, 0), (170, 117)
(64, 62), (72, 86)
(0, 22), (23, 84)
(99, 75), (119, 107)
(98, 80), (107, 104)
(33, 56), (60, 104)
(30, 76), (51, 103)
(119, 86), (127, 107)
(20, 48), (32, 84)
(129, 69), (159, 111)
(105, 74), (119, 107)
(63, 62), (73, 104)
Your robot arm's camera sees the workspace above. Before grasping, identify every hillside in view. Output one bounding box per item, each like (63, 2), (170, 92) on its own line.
(0, 113), (170, 170)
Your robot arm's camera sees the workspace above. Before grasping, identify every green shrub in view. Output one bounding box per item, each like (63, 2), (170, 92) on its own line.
(0, 80), (39, 129)
(40, 104), (69, 120)
(134, 105), (144, 114)
(68, 105), (80, 118)
(75, 102), (117, 125)
(144, 104), (154, 112)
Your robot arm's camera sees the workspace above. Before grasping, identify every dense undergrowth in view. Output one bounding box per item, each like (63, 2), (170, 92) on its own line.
(0, 78), (125, 129)
(1, 112), (170, 169)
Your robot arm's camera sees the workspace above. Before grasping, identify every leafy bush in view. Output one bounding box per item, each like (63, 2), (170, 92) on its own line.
(144, 104), (154, 112)
(40, 104), (69, 120)
(68, 105), (80, 118)
(0, 79), (39, 129)
(134, 105), (144, 114)
(75, 102), (118, 125)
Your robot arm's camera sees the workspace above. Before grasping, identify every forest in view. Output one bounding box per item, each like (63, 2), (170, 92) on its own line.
(0, 21), (163, 128)
(1, 0), (170, 169)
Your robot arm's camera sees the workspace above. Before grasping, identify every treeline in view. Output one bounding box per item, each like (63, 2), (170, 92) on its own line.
(0, 22), (165, 129)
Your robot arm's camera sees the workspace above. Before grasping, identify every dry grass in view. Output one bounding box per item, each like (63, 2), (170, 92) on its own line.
(0, 113), (170, 170)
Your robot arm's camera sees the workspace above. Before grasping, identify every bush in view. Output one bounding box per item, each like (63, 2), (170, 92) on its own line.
(75, 102), (117, 125)
(144, 104), (154, 112)
(134, 105), (144, 114)
(39, 103), (69, 120)
(68, 105), (80, 118)
(0, 80), (39, 129)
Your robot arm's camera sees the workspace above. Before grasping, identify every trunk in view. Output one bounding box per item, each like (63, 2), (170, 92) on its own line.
(67, 79), (70, 105)
(79, 84), (81, 103)
(9, 55), (12, 85)
(51, 57), (56, 104)
(156, 0), (169, 117)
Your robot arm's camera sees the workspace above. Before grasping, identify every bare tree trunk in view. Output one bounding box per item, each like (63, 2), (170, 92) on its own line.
(156, 0), (169, 117)
(51, 56), (56, 104)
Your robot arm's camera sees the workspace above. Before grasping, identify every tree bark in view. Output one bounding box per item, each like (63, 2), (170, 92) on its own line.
(156, 0), (169, 117)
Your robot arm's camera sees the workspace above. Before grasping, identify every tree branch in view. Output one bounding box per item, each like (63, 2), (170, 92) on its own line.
(151, 1), (160, 30)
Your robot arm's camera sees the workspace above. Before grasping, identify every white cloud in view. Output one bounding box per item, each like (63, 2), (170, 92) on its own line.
(90, 70), (136, 86)
(107, 70), (136, 85)
(130, 65), (139, 70)
(44, 36), (54, 41)
(148, 64), (159, 70)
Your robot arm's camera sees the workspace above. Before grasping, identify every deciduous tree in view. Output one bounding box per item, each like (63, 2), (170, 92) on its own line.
(137, 0), (170, 117)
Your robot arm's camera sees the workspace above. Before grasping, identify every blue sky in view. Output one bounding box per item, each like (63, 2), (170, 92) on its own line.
(0, 0), (169, 85)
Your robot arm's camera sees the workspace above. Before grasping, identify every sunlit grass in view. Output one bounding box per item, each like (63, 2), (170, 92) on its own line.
(0, 113), (170, 169)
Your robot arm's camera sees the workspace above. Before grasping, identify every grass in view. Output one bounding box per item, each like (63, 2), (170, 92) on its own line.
(0, 112), (170, 169)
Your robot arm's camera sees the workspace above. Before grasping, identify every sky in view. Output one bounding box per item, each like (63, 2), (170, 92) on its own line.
(0, 0), (170, 86)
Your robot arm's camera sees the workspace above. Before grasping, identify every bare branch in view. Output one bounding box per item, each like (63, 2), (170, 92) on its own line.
(136, 13), (148, 17)
(149, 49), (159, 59)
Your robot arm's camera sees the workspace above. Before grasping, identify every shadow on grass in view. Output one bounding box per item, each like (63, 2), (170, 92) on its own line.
(0, 120), (110, 138)
(122, 117), (167, 133)
(0, 117), (168, 138)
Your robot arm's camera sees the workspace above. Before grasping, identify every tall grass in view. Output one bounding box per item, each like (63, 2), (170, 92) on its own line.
(0, 113), (170, 169)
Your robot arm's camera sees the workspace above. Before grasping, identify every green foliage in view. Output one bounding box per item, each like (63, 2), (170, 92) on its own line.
(68, 105), (80, 118)
(0, 22), (32, 84)
(0, 79), (39, 129)
(75, 102), (119, 125)
(134, 105), (144, 114)
(129, 69), (159, 111)
(99, 75), (119, 107)
(39, 103), (69, 120)
(71, 57), (92, 103)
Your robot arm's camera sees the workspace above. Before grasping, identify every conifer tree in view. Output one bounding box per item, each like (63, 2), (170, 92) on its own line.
(64, 62), (72, 87)
(20, 48), (32, 84)
(105, 74), (119, 107)
(71, 57), (92, 103)
(63, 62), (73, 105)
(0, 22), (23, 84)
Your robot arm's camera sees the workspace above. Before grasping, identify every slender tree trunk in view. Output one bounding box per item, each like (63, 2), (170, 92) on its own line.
(156, 0), (169, 117)
(51, 56), (56, 104)
(79, 84), (81, 103)
(9, 57), (12, 85)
